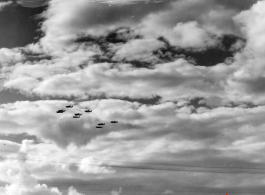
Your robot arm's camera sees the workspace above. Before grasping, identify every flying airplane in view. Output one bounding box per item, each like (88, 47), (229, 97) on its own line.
(98, 123), (105, 125)
(96, 126), (103, 128)
(66, 105), (73, 108)
(57, 109), (66, 113)
(75, 113), (82, 116)
(85, 109), (92, 112)
(111, 121), (118, 123)
(73, 115), (80, 118)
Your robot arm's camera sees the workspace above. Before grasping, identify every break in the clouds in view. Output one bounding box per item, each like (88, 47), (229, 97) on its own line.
(2, 0), (265, 195)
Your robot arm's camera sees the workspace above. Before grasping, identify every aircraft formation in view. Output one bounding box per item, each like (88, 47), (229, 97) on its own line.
(56, 105), (118, 128)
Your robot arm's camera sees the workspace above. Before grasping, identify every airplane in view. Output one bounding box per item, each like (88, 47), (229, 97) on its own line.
(111, 121), (118, 123)
(73, 115), (80, 118)
(98, 123), (105, 125)
(66, 105), (73, 108)
(57, 109), (66, 113)
(96, 126), (103, 128)
(74, 113), (82, 116)
(85, 109), (92, 112)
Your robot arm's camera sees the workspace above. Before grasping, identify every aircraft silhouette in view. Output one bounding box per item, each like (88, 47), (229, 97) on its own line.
(56, 107), (120, 127)
(75, 113), (82, 116)
(57, 109), (66, 113)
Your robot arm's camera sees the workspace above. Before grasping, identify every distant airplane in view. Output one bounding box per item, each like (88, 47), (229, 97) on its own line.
(66, 105), (73, 108)
(111, 121), (118, 123)
(73, 115), (80, 118)
(57, 109), (66, 113)
(96, 126), (103, 128)
(75, 113), (82, 116)
(98, 123), (105, 125)
(85, 109), (92, 112)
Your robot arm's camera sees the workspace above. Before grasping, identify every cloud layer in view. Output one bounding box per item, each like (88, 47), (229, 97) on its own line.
(1, 0), (265, 194)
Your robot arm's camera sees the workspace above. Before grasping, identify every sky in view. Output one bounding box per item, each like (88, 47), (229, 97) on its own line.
(2, 0), (265, 194)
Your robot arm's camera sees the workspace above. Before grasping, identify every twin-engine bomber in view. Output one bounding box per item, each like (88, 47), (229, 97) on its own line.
(56, 105), (118, 128)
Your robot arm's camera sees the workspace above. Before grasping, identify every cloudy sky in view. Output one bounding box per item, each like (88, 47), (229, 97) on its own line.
(2, 0), (265, 194)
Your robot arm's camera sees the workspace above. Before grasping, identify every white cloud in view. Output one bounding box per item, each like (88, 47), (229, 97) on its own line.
(78, 156), (115, 174)
(0, 165), (62, 195)
(0, 1), (12, 10)
(2, 0), (265, 193)
(68, 186), (85, 195)
(3, 59), (230, 102)
(170, 21), (216, 48)
(111, 187), (122, 195)
(112, 38), (164, 61)
(0, 48), (24, 67)
(225, 0), (265, 103)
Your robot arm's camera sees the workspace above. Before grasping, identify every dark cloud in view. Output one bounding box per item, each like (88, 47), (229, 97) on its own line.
(215, 0), (259, 11)
(0, 4), (45, 48)
(77, 28), (245, 67)
(155, 34), (245, 66)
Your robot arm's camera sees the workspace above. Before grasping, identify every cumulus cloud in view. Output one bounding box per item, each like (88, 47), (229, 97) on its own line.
(0, 164), (62, 195)
(34, 0), (246, 54)
(0, 164), (85, 195)
(168, 21), (216, 48)
(0, 98), (265, 192)
(3, 59), (230, 102)
(111, 187), (122, 195)
(0, 48), (24, 68)
(224, 0), (265, 103)
(38, 0), (171, 53)
(78, 157), (115, 174)
(68, 186), (85, 195)
(2, 0), (265, 194)
(112, 38), (165, 61)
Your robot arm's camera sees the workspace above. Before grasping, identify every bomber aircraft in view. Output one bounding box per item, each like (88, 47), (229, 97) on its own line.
(75, 113), (82, 116)
(98, 123), (105, 125)
(85, 109), (92, 112)
(66, 105), (73, 108)
(111, 121), (118, 123)
(57, 109), (66, 113)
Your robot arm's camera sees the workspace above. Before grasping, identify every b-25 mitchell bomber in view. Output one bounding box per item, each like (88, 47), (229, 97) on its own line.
(85, 109), (92, 112)
(111, 121), (118, 123)
(57, 109), (66, 113)
(74, 113), (82, 116)
(66, 105), (73, 108)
